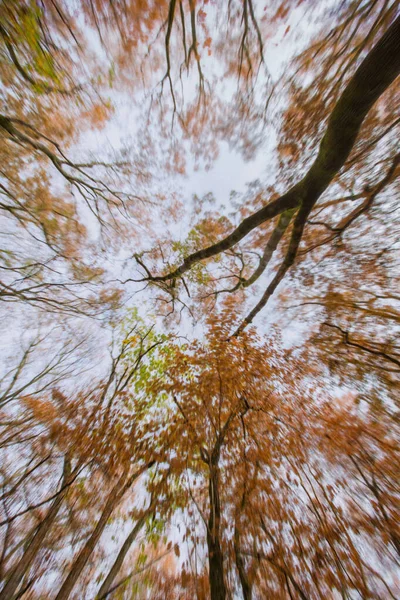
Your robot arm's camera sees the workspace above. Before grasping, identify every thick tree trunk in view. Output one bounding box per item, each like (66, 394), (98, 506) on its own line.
(0, 456), (72, 600)
(54, 463), (150, 600)
(95, 510), (149, 599)
(206, 464), (226, 600)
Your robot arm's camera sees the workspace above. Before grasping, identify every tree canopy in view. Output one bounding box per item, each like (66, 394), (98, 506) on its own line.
(0, 1), (399, 598)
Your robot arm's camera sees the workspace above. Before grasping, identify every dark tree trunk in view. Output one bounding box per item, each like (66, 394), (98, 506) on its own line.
(206, 463), (226, 600)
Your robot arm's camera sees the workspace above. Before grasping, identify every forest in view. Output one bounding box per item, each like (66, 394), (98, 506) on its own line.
(0, 0), (399, 598)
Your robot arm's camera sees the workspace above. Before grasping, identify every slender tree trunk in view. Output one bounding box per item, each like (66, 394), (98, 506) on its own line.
(0, 455), (72, 600)
(206, 463), (226, 600)
(234, 524), (252, 600)
(54, 463), (150, 600)
(96, 510), (149, 599)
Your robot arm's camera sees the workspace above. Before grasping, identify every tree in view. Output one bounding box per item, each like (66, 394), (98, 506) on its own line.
(134, 309), (400, 598)
(133, 8), (400, 337)
(0, 1), (399, 599)
(0, 315), (169, 598)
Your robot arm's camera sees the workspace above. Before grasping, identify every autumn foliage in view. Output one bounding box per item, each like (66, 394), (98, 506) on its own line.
(0, 1), (399, 599)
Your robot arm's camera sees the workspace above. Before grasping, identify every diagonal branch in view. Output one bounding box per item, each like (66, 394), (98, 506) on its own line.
(232, 203), (312, 336)
(201, 209), (295, 299)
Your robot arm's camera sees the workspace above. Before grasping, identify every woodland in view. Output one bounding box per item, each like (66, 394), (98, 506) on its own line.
(0, 0), (399, 598)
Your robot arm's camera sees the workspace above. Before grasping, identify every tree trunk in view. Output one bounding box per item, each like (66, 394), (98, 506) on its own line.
(96, 510), (149, 599)
(0, 455), (72, 600)
(206, 464), (226, 600)
(234, 524), (252, 600)
(54, 463), (150, 600)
